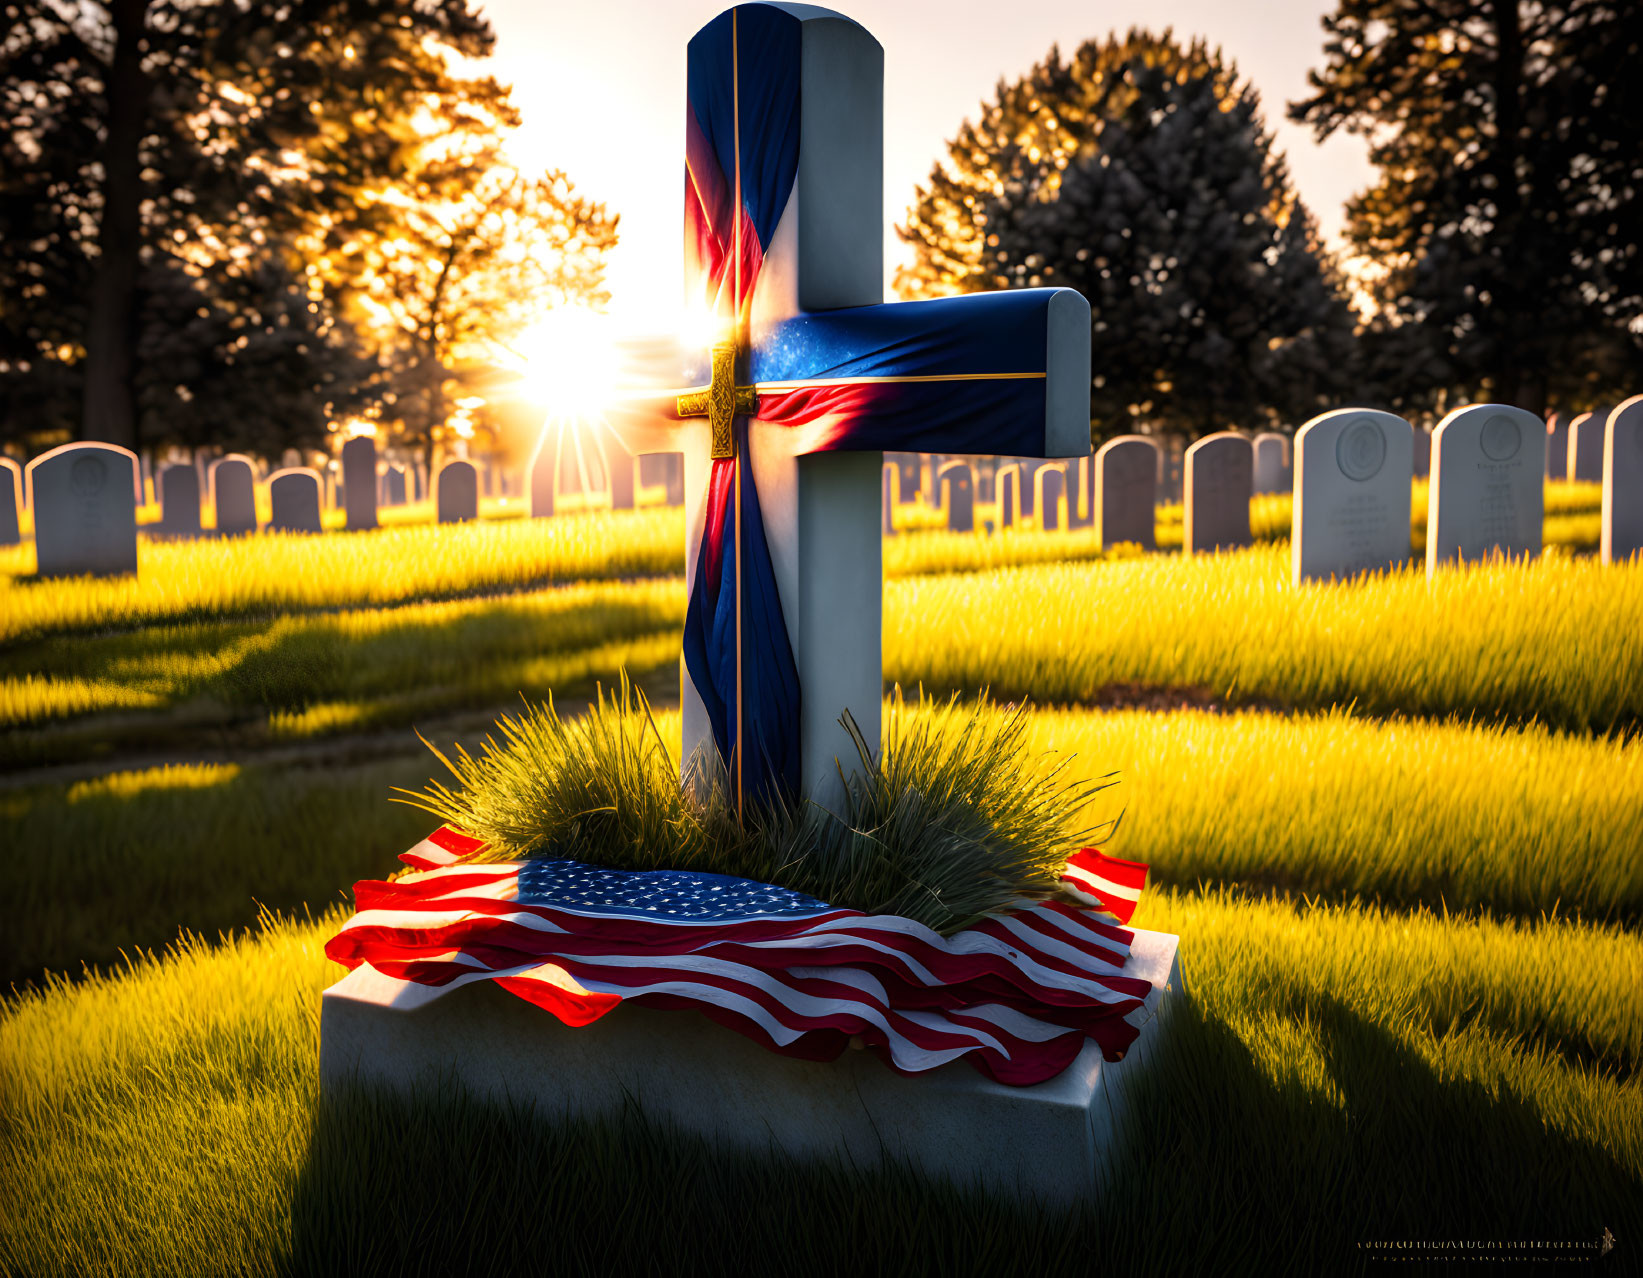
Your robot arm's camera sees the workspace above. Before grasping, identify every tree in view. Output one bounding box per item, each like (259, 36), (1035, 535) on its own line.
(1290, 0), (1643, 416)
(314, 99), (619, 458)
(0, 0), (499, 451)
(899, 31), (1359, 440)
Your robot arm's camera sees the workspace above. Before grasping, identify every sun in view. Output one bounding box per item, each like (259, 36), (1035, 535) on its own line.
(508, 307), (625, 421)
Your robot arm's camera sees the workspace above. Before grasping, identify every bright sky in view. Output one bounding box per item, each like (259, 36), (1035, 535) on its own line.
(477, 0), (1373, 329)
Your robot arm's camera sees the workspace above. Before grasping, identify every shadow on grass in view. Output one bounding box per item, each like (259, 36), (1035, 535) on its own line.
(284, 992), (1639, 1278)
(0, 759), (430, 987)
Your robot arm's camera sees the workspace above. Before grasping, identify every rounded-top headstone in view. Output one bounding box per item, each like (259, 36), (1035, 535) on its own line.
(604, 433), (637, 510)
(1252, 432), (1290, 494)
(1036, 464), (1066, 530)
(437, 460), (480, 524)
(1426, 403), (1545, 574)
(1411, 427), (1432, 479)
(381, 464), (408, 507)
(341, 436), (379, 530)
(1183, 432), (1253, 554)
(529, 428), (558, 518)
(210, 455), (258, 536)
(1567, 411), (1606, 482)
(996, 463), (1021, 528)
(1544, 413), (1569, 481)
(0, 456), (22, 547)
(939, 460), (974, 532)
(1291, 409), (1413, 585)
(1602, 396), (1643, 565)
(268, 467), (324, 534)
(26, 442), (140, 577)
(157, 462), (202, 536)
(1094, 436), (1158, 550)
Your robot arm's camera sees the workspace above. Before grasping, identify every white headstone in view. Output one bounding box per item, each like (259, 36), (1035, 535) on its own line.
(1567, 411), (1606, 482)
(1158, 435), (1185, 504)
(1602, 396), (1643, 565)
(1252, 432), (1289, 493)
(1426, 404), (1545, 573)
(437, 460), (479, 523)
(341, 436), (379, 530)
(320, 3), (1163, 1214)
(209, 455), (258, 536)
(887, 452), (920, 505)
(923, 454), (944, 509)
(1094, 436), (1158, 550)
(156, 463), (202, 536)
(268, 468), (324, 533)
(528, 433), (556, 518)
(604, 433), (637, 510)
(995, 463), (1021, 529)
(1035, 464), (1065, 530)
(880, 463), (896, 535)
(940, 460), (975, 532)
(1291, 409), (1413, 584)
(0, 456), (21, 547)
(1545, 413), (1569, 481)
(1065, 454), (1093, 529)
(638, 453), (685, 507)
(1183, 433), (1253, 553)
(27, 442), (140, 577)
(380, 465), (406, 506)
(1412, 426), (1431, 479)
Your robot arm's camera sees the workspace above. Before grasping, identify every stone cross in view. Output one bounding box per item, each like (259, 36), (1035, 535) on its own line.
(603, 4), (1089, 811)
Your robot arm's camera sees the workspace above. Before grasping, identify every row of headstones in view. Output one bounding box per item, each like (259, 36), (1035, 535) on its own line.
(881, 398), (1642, 578)
(1, 426), (693, 572)
(0, 445), (501, 577)
(1546, 407), (1622, 482)
(882, 426), (1440, 532)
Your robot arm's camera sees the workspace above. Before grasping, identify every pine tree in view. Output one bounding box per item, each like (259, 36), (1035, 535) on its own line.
(1290, 0), (1643, 416)
(899, 31), (1359, 440)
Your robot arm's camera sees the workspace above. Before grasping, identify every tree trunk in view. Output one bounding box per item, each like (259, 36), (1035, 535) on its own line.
(1487, 0), (1533, 412)
(81, 0), (152, 447)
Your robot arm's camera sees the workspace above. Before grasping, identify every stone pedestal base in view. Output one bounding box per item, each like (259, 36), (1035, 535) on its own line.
(319, 929), (1180, 1207)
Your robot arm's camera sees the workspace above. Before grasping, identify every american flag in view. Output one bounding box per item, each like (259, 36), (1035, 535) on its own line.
(324, 827), (1155, 1086)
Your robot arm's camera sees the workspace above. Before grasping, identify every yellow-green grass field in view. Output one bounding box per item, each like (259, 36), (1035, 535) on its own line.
(7, 540), (1640, 763)
(1, 887), (1635, 1278)
(3, 482), (1634, 1272)
(0, 481), (1603, 645)
(1, 581), (684, 767)
(889, 544), (1643, 732)
(0, 508), (685, 645)
(5, 704), (1637, 987)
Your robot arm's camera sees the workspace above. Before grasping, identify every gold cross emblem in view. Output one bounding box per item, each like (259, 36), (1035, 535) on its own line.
(677, 341), (759, 459)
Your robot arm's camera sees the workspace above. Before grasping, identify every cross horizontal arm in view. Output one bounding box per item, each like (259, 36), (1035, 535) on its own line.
(747, 287), (1091, 459)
